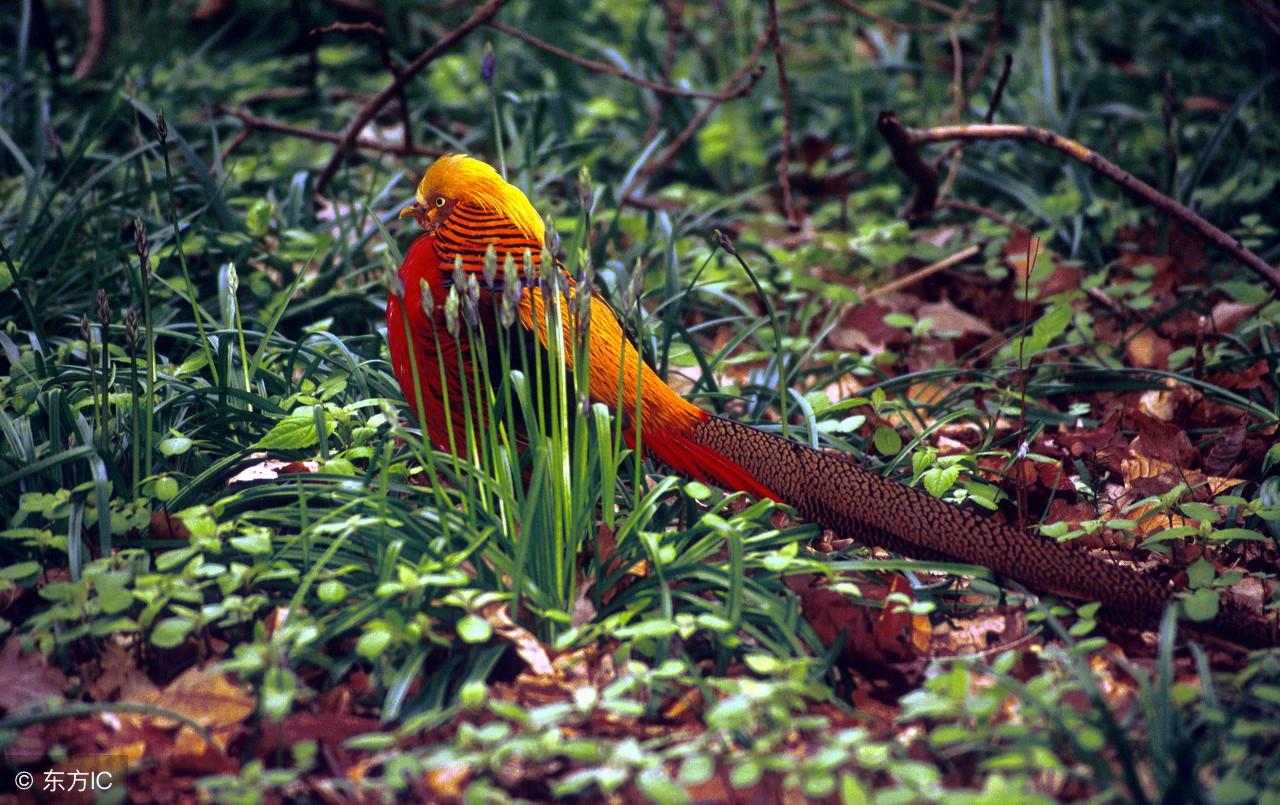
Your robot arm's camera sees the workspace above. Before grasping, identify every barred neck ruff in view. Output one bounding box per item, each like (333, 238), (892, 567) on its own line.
(432, 200), (545, 275)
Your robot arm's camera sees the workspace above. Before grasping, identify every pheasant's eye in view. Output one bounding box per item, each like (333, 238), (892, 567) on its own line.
(434, 197), (446, 207)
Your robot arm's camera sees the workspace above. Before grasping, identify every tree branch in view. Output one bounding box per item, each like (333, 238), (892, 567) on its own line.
(72, 0), (108, 80)
(315, 0), (507, 196)
(486, 20), (742, 100)
(877, 111), (1280, 293)
(877, 111), (939, 222)
(631, 32), (770, 190)
(767, 0), (799, 230)
(831, 0), (988, 32)
(211, 105), (445, 165)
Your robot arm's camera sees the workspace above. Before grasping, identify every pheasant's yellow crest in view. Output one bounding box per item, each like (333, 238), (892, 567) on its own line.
(412, 154), (545, 243)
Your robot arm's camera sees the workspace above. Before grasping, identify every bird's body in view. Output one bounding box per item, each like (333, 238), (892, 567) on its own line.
(388, 155), (1276, 649)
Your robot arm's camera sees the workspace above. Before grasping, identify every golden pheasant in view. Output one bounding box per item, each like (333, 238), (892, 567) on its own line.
(387, 154), (1276, 649)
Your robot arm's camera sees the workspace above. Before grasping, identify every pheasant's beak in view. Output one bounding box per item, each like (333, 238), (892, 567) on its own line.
(399, 200), (429, 229)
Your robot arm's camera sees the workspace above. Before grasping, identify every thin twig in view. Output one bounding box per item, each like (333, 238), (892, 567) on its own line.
(486, 20), (743, 100)
(944, 21), (965, 122)
(1238, 0), (1280, 36)
(863, 244), (982, 300)
(767, 0), (800, 230)
(315, 0), (506, 195)
(943, 198), (1011, 226)
(831, 0), (981, 32)
(309, 21), (414, 151)
(965, 0), (1005, 97)
(937, 49), (1011, 201)
(219, 127), (251, 167)
(211, 105), (446, 163)
(644, 0), (687, 144)
(984, 52), (1012, 123)
(309, 20), (383, 38)
(634, 33), (770, 188)
(877, 110), (939, 223)
(72, 0), (108, 80)
(879, 111), (1280, 293)
(1014, 235), (1038, 526)
(910, 0), (994, 21)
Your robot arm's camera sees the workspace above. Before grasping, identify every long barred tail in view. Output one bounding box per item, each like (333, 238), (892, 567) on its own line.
(683, 414), (1277, 649)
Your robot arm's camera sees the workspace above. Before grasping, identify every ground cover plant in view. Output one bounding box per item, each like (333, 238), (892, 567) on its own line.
(1, 0), (1279, 801)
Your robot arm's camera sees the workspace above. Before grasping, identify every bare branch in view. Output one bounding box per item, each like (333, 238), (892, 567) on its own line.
(309, 20), (414, 151)
(879, 111), (1280, 293)
(767, 0), (800, 230)
(72, 0), (108, 80)
(877, 111), (939, 222)
(644, 0), (687, 144)
(864, 244), (982, 300)
(831, 0), (985, 32)
(632, 33), (771, 188)
(315, 0), (507, 196)
(211, 105), (446, 165)
(486, 20), (741, 100)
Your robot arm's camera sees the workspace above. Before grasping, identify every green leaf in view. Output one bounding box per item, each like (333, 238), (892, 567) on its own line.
(456, 614), (492, 643)
(1178, 501), (1220, 524)
(155, 547), (198, 572)
(317, 580), (346, 603)
(261, 666), (297, 720)
(839, 773), (871, 805)
(743, 654), (783, 675)
(255, 406), (331, 450)
(1139, 525), (1200, 547)
(153, 477), (178, 501)
(684, 482), (712, 501)
(1208, 527), (1268, 542)
(873, 425), (902, 456)
(94, 572), (134, 614)
(158, 436), (193, 457)
(1186, 558), (1215, 588)
(635, 769), (688, 804)
(1182, 588), (1219, 622)
(883, 312), (915, 329)
(679, 755), (715, 786)
(614, 619), (679, 639)
(230, 527), (272, 555)
(246, 199), (275, 237)
(728, 761), (761, 789)
(356, 628), (392, 659)
(923, 465), (960, 498)
(706, 695), (753, 731)
(0, 561), (41, 583)
(151, 616), (194, 648)
(1210, 774), (1259, 805)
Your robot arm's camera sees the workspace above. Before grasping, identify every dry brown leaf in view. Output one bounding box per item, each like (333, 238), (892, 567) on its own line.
(917, 299), (995, 337)
(1138, 389), (1177, 421)
(424, 763), (471, 799)
(1125, 328), (1173, 370)
(258, 713), (381, 753)
(129, 666), (253, 731)
(1203, 423), (1247, 477)
(60, 739), (147, 785)
(1210, 301), (1259, 333)
(823, 373), (864, 405)
(85, 642), (155, 703)
(0, 637), (68, 712)
(227, 454), (320, 486)
(117, 665), (253, 768)
(482, 603), (554, 677)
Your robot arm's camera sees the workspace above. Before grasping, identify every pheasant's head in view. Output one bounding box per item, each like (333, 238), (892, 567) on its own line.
(399, 154), (544, 243)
